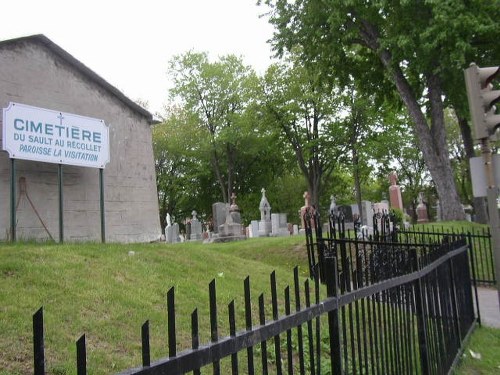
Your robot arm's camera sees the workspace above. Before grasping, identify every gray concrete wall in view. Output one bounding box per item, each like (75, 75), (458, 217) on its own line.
(0, 39), (161, 242)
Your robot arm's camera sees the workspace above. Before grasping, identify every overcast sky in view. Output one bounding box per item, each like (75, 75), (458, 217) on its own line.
(1, 0), (275, 115)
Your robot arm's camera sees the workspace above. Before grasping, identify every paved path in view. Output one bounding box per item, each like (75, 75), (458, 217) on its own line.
(476, 287), (500, 328)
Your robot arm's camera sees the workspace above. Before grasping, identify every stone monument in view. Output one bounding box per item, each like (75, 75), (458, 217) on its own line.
(416, 192), (429, 223)
(329, 195), (338, 216)
(190, 210), (203, 241)
(271, 213), (289, 237)
(212, 202), (229, 234)
(165, 213), (180, 244)
(258, 188), (272, 237)
(210, 193), (246, 242)
(299, 191), (315, 232)
(388, 171), (404, 210)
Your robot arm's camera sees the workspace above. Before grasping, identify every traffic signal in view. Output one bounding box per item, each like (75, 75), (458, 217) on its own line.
(464, 63), (500, 140)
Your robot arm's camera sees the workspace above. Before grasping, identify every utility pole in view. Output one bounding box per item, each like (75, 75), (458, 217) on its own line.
(464, 63), (500, 309)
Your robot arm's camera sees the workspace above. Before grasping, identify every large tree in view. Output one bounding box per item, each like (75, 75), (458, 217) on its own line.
(261, 0), (500, 220)
(262, 53), (346, 208)
(168, 52), (262, 203)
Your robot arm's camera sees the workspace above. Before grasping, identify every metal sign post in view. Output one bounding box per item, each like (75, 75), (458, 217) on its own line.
(481, 139), (500, 309)
(10, 158), (16, 241)
(58, 164), (64, 243)
(100, 168), (105, 243)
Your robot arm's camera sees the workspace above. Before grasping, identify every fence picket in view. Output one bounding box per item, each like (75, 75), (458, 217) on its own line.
(33, 307), (44, 375)
(141, 320), (150, 367)
(258, 293), (268, 375)
(244, 276), (255, 375)
(76, 334), (86, 375)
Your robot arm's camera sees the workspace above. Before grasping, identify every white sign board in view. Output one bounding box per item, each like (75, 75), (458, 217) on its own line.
(2, 102), (110, 168)
(470, 155), (500, 197)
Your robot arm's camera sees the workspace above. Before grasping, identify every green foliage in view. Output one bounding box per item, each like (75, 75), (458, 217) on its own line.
(154, 52), (291, 224)
(262, 0), (500, 220)
(389, 208), (404, 226)
(167, 51), (276, 204)
(262, 52), (347, 208)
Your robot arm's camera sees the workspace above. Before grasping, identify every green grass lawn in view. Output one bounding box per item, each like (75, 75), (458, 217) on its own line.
(1, 225), (498, 374)
(455, 326), (500, 374)
(0, 237), (310, 374)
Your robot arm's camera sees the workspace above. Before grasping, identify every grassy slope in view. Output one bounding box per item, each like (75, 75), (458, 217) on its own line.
(1, 225), (498, 374)
(0, 237), (309, 374)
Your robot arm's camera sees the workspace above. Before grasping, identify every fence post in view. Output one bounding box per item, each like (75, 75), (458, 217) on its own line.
(76, 334), (86, 375)
(167, 287), (176, 358)
(141, 320), (150, 367)
(412, 248), (430, 374)
(325, 255), (342, 374)
(448, 253), (462, 349)
(33, 307), (45, 375)
(467, 233), (482, 326)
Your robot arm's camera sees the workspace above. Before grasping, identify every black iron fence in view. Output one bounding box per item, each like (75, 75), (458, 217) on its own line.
(310, 211), (494, 286)
(399, 225), (495, 286)
(29, 212), (477, 374)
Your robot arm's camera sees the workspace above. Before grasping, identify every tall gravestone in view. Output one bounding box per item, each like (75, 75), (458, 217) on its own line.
(300, 191), (315, 232)
(258, 188), (272, 237)
(416, 192), (429, 223)
(212, 202), (229, 234)
(190, 210), (202, 241)
(361, 201), (374, 226)
(388, 171), (404, 210)
(329, 196), (338, 216)
(250, 220), (259, 238)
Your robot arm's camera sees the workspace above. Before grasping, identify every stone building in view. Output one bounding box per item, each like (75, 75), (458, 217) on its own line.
(0, 35), (161, 242)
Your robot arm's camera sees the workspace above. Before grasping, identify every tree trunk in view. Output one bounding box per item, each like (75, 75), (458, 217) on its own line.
(378, 51), (465, 220)
(359, 19), (465, 221)
(211, 149), (227, 203)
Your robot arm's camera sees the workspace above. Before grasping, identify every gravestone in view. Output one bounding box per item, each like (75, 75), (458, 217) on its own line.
(211, 193), (246, 242)
(435, 200), (441, 222)
(190, 210), (202, 241)
(388, 171), (404, 210)
(271, 213), (289, 237)
(166, 223), (180, 243)
(416, 193), (429, 223)
(329, 195), (338, 216)
(249, 220), (259, 238)
(300, 191), (315, 232)
(212, 202), (229, 234)
(258, 188), (272, 237)
(361, 200), (374, 226)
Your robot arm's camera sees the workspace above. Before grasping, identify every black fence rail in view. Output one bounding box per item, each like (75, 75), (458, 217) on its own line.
(30, 213), (477, 374)
(399, 225), (494, 286)
(307, 211), (494, 286)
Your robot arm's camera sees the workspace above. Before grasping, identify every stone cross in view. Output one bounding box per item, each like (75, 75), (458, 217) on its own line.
(261, 187), (266, 197)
